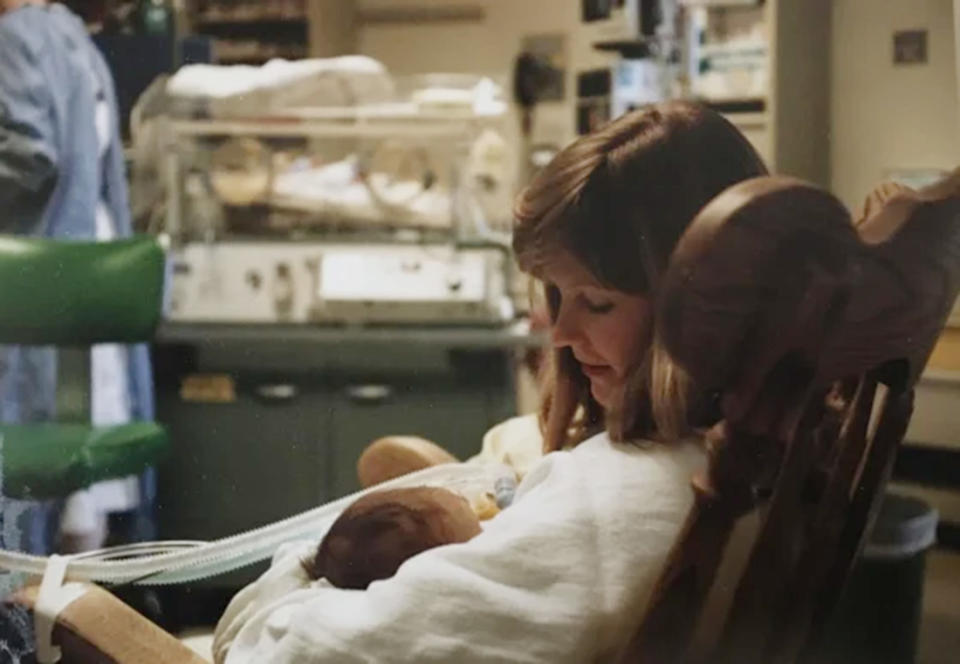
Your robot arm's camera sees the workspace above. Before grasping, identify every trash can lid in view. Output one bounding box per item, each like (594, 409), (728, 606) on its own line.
(864, 492), (939, 559)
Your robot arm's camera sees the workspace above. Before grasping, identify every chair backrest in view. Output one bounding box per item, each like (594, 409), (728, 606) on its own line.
(618, 171), (960, 663)
(0, 235), (164, 346)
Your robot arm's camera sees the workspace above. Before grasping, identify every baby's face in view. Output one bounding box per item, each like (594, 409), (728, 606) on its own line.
(305, 487), (482, 589)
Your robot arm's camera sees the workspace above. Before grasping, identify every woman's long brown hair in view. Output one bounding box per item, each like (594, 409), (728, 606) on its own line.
(513, 101), (769, 452)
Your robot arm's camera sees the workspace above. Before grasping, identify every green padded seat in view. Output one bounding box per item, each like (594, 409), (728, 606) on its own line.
(0, 422), (168, 500)
(0, 235), (169, 499)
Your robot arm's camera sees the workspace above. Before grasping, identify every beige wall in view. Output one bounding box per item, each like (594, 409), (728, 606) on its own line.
(356, 0), (579, 75)
(308, 0), (358, 58)
(831, 0), (959, 210)
(832, 0), (960, 450)
(355, 0), (616, 146)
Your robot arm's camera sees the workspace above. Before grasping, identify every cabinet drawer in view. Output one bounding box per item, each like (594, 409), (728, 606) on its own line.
(329, 378), (514, 498)
(156, 376), (331, 542)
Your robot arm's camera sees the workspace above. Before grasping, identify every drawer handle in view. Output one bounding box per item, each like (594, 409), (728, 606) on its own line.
(255, 384), (299, 402)
(346, 384), (393, 404)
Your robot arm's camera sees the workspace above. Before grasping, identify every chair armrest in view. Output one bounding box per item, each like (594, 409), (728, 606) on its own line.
(8, 584), (209, 664)
(357, 435), (459, 488)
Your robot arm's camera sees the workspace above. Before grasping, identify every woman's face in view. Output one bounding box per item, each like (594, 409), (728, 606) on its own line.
(540, 251), (652, 410)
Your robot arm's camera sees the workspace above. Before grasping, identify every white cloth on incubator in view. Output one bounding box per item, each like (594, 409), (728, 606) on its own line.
(166, 56), (395, 118)
(271, 158), (452, 227)
(411, 77), (506, 116)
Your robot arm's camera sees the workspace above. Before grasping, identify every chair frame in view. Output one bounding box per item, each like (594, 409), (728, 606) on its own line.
(618, 172), (960, 663)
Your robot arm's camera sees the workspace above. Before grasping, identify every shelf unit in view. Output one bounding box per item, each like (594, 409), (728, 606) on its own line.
(681, 0), (831, 185)
(187, 0), (309, 64)
(584, 0), (830, 186)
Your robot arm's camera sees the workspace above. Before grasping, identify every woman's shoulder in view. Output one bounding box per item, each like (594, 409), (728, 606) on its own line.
(513, 431), (705, 507)
(573, 431), (705, 469)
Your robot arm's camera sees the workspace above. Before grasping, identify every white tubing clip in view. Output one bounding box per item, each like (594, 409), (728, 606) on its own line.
(34, 554), (87, 664)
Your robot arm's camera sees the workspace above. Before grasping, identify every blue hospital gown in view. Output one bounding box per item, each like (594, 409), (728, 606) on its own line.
(0, 3), (156, 553)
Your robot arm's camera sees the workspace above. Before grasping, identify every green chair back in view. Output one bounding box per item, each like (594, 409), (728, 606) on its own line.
(0, 235), (164, 346)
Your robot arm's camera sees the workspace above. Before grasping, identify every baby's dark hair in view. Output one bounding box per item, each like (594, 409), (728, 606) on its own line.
(303, 487), (482, 589)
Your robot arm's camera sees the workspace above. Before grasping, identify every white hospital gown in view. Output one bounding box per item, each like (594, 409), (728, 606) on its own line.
(58, 72), (137, 541)
(214, 432), (705, 664)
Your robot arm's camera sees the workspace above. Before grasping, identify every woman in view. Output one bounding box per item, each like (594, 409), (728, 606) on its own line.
(214, 101), (768, 663)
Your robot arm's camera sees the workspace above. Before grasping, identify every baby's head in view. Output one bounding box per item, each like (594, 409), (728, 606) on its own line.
(303, 486), (482, 589)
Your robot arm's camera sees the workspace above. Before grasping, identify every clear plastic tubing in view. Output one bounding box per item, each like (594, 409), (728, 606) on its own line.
(0, 462), (511, 586)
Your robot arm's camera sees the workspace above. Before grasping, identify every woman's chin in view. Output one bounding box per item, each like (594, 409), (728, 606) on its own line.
(589, 382), (613, 410)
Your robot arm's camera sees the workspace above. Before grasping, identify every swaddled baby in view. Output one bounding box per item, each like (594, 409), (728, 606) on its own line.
(302, 487), (485, 589)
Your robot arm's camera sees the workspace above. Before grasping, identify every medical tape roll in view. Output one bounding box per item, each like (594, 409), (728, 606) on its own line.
(34, 555), (89, 664)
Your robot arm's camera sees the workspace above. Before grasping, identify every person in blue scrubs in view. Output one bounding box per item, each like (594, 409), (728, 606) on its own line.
(0, 0), (157, 557)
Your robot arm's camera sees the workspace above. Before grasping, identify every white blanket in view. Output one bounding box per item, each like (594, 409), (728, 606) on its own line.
(167, 56), (388, 100)
(213, 432), (705, 663)
(270, 159), (453, 228)
(166, 56), (395, 118)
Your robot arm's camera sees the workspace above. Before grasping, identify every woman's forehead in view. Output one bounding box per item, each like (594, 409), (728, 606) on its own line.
(538, 250), (611, 291)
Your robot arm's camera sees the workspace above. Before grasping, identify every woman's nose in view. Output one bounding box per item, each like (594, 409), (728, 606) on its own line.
(550, 309), (579, 349)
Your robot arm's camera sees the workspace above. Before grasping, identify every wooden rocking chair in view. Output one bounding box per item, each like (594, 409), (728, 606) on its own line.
(616, 170), (960, 663)
(5, 171), (959, 664)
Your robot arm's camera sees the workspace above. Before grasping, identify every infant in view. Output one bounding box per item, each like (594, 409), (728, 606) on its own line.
(302, 487), (484, 589)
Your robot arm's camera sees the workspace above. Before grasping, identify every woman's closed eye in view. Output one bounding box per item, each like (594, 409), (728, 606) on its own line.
(581, 295), (615, 314)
